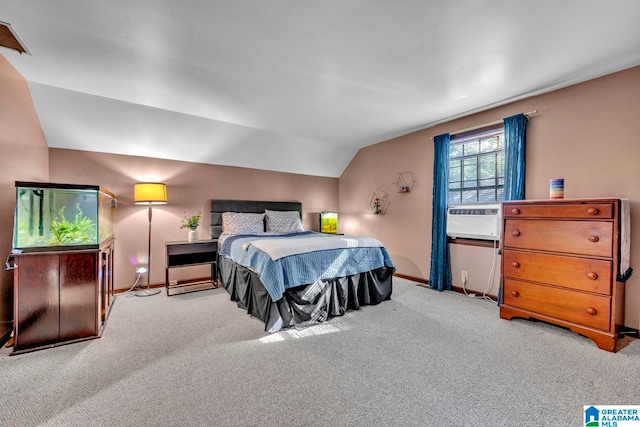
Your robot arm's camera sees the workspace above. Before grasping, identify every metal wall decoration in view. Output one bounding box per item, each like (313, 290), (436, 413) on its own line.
(368, 191), (390, 215)
(394, 171), (416, 193)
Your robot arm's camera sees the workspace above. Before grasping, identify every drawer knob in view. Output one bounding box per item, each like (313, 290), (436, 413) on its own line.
(512, 230), (521, 237)
(589, 235), (599, 243)
(511, 290), (520, 297)
(586, 307), (597, 316)
(587, 207), (599, 216)
(511, 261), (520, 268)
(511, 208), (520, 215)
(586, 272), (598, 280)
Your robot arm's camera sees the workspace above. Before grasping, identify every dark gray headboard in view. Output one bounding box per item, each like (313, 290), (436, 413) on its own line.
(210, 199), (303, 239)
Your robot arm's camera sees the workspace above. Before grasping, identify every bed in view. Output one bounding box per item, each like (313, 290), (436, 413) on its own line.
(210, 199), (395, 332)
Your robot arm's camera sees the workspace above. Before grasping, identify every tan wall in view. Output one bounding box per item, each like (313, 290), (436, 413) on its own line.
(0, 54), (49, 339)
(3, 50), (640, 330)
(48, 149), (338, 290)
(449, 244), (501, 298)
(339, 65), (640, 329)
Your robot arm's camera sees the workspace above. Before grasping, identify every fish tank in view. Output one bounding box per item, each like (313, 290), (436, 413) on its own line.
(319, 211), (338, 234)
(13, 181), (116, 252)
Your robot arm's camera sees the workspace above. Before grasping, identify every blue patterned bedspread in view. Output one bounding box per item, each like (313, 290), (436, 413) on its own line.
(219, 231), (395, 301)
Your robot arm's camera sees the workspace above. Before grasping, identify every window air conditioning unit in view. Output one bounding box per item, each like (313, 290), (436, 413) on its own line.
(446, 203), (501, 241)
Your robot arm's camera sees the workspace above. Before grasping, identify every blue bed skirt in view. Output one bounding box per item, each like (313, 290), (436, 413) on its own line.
(218, 256), (394, 332)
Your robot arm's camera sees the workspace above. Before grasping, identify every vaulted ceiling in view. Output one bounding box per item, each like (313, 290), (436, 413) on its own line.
(3, 1), (640, 177)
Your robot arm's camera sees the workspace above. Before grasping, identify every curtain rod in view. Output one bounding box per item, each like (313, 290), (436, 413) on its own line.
(425, 110), (538, 141)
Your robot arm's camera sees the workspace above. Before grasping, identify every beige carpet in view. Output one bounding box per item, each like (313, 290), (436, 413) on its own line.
(1, 278), (639, 427)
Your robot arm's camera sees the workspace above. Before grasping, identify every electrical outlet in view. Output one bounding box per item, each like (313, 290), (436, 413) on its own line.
(461, 270), (468, 285)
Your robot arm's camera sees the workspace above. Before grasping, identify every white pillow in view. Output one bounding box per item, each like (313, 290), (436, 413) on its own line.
(265, 209), (304, 232)
(222, 212), (265, 234)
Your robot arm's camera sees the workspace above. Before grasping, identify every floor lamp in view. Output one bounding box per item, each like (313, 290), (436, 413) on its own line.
(134, 182), (167, 297)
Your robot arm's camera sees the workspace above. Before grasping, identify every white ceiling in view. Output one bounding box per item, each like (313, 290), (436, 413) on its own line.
(3, 1), (640, 177)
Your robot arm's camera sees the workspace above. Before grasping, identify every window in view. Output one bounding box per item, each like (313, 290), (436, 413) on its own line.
(448, 126), (505, 204)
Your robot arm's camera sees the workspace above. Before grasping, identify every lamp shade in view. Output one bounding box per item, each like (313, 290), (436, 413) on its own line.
(134, 182), (167, 204)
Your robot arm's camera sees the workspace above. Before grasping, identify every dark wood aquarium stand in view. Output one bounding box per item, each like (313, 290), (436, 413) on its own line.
(11, 238), (115, 355)
(165, 239), (218, 296)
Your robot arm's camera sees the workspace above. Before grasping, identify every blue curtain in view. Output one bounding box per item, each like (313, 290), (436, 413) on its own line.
(429, 133), (452, 291)
(503, 113), (528, 201)
(498, 113), (528, 304)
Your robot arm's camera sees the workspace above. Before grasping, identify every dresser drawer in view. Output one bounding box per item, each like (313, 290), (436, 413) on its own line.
(502, 250), (612, 295)
(503, 219), (613, 257)
(503, 203), (614, 219)
(503, 279), (611, 330)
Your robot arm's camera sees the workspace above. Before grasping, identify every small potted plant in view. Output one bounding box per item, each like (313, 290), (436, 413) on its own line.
(373, 198), (381, 214)
(180, 212), (201, 242)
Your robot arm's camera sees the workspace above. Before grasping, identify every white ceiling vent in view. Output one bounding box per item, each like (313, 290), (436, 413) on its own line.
(0, 21), (31, 55)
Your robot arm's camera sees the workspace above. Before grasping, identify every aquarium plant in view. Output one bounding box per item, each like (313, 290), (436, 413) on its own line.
(49, 204), (96, 245)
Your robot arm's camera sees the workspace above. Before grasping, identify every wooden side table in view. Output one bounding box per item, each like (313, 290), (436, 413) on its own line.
(165, 239), (218, 296)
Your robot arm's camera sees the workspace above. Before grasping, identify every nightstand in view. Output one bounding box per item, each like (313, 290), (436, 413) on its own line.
(165, 239), (218, 296)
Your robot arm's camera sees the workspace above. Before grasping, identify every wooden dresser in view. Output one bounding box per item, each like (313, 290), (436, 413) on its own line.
(500, 198), (627, 352)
